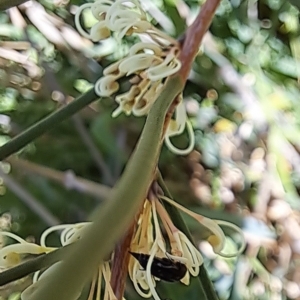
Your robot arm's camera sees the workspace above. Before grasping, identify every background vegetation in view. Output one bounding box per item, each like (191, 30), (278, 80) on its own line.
(0, 0), (300, 299)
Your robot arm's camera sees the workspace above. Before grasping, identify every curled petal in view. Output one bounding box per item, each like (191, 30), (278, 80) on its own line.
(103, 60), (124, 76)
(111, 106), (123, 118)
(212, 220), (246, 257)
(166, 99), (186, 137)
(165, 252), (188, 264)
(114, 78), (152, 117)
(145, 27), (179, 47)
(91, 0), (114, 20)
(131, 260), (152, 298)
(196, 217), (226, 254)
(146, 55), (181, 81)
(115, 85), (140, 104)
(0, 231), (28, 244)
(124, 0), (147, 19)
(176, 232), (203, 276)
(95, 75), (120, 96)
(106, 0), (147, 26)
(90, 21), (111, 41)
(105, 0), (150, 40)
(145, 242), (162, 300)
(40, 223), (88, 247)
(75, 3), (94, 39)
(132, 96), (151, 116)
(117, 20), (151, 40)
(180, 271), (190, 285)
(160, 196), (227, 255)
(165, 120), (195, 155)
(132, 82), (162, 116)
(61, 223), (88, 245)
(112, 97), (135, 117)
(134, 78), (152, 97)
(41, 224), (73, 247)
(129, 43), (162, 56)
(0, 250), (20, 267)
(113, 86), (142, 117)
(119, 53), (156, 75)
(0, 243), (51, 267)
(107, 10), (143, 31)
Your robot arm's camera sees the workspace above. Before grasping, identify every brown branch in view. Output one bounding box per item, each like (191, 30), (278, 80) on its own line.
(162, 0), (220, 136)
(110, 189), (156, 299)
(110, 193), (150, 299)
(178, 0), (221, 82)
(164, 0), (221, 135)
(110, 221), (136, 299)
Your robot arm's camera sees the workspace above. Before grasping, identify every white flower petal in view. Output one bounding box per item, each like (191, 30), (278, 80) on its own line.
(119, 53), (155, 75)
(165, 120), (195, 155)
(91, 0), (114, 20)
(107, 0), (147, 25)
(118, 20), (151, 41)
(132, 82), (161, 116)
(166, 99), (187, 137)
(213, 220), (246, 257)
(160, 196), (228, 256)
(145, 243), (162, 300)
(131, 260), (152, 298)
(90, 20), (111, 41)
(129, 43), (162, 56)
(0, 243), (51, 267)
(0, 231), (27, 244)
(146, 57), (181, 81)
(74, 3), (94, 39)
(103, 60), (124, 76)
(95, 75), (120, 96)
(180, 271), (190, 285)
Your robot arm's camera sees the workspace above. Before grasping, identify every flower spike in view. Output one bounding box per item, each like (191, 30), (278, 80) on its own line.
(75, 0), (194, 155)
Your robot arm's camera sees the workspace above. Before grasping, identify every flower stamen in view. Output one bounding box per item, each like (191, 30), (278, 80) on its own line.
(160, 195), (245, 257)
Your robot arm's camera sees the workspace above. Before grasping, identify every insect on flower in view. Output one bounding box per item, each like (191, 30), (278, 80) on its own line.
(129, 251), (187, 282)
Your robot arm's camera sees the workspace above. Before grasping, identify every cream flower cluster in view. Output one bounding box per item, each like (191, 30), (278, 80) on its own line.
(0, 196), (245, 300)
(75, 0), (195, 155)
(129, 196), (245, 300)
(0, 223), (124, 300)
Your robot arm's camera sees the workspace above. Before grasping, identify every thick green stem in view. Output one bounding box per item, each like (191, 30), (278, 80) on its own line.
(28, 75), (184, 300)
(0, 245), (72, 287)
(0, 89), (99, 161)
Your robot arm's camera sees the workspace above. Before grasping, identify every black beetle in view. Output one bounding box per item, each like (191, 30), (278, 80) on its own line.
(129, 251), (187, 282)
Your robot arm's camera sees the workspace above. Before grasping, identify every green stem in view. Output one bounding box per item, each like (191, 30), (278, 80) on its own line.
(0, 89), (99, 161)
(28, 75), (184, 300)
(0, 245), (72, 287)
